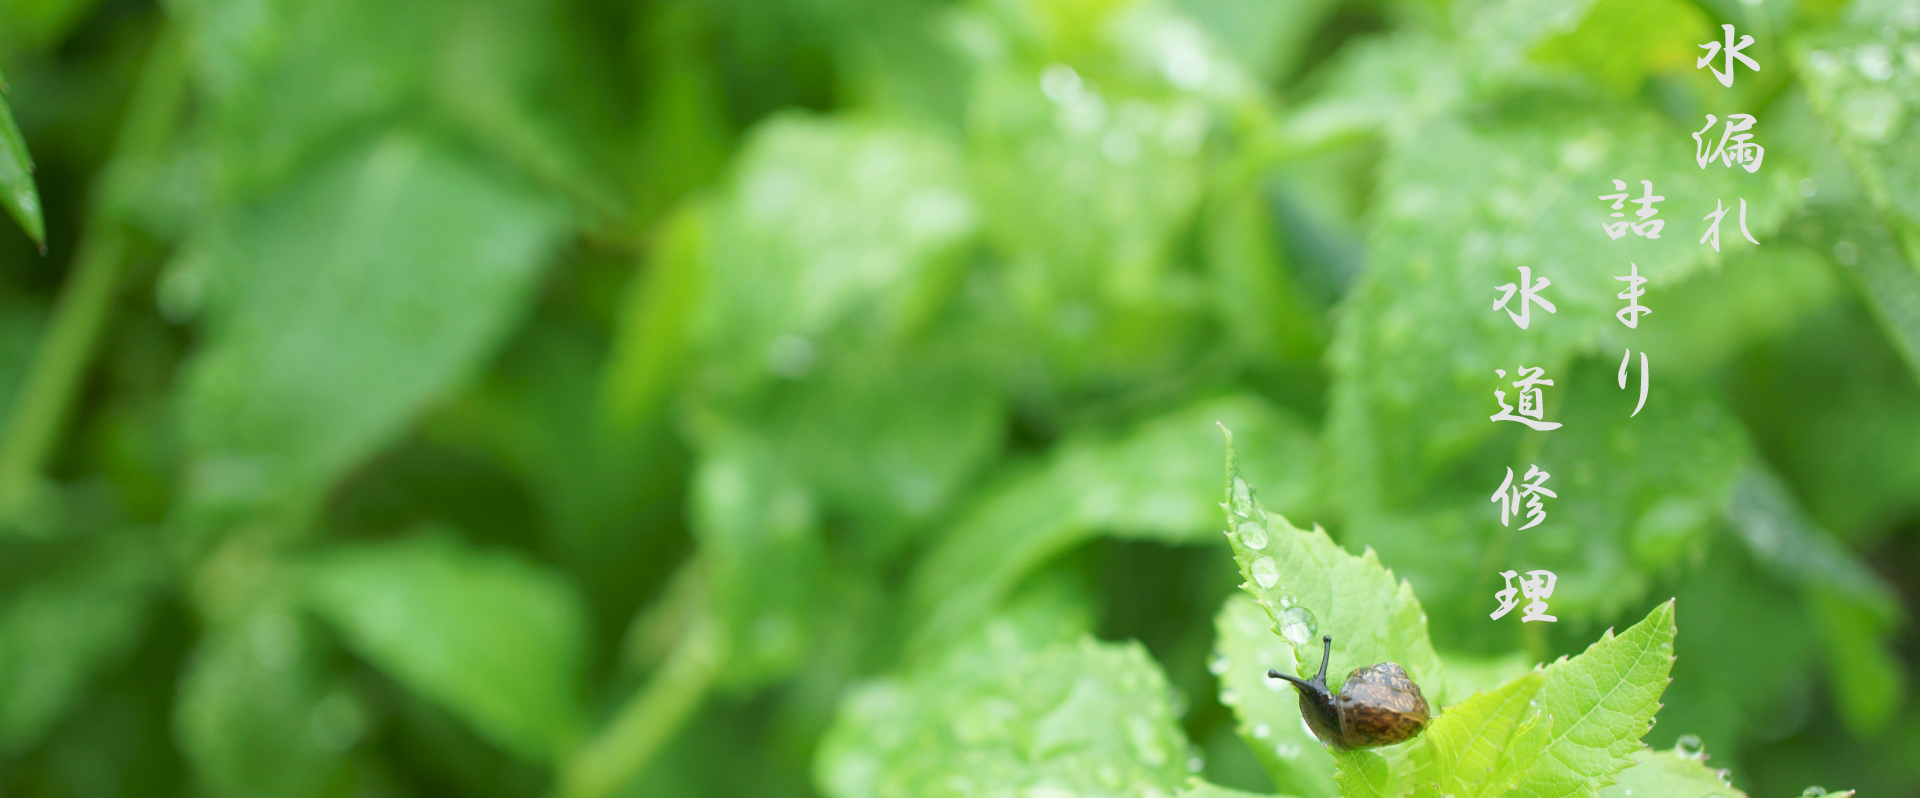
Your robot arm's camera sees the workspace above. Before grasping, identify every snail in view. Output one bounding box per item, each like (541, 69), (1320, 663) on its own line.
(1267, 634), (1430, 749)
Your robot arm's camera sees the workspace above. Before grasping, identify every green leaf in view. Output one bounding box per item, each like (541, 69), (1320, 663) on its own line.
(1324, 92), (1803, 632)
(963, 60), (1215, 388)
(1795, 18), (1920, 245)
(1769, 86), (1920, 380)
(1408, 670), (1548, 797)
(1723, 467), (1902, 623)
(1459, 0), (1603, 75)
(692, 432), (827, 688)
(1329, 748), (1392, 798)
(1514, 599), (1676, 798)
(0, 73), (44, 248)
(1330, 101), (1796, 504)
(601, 201), (704, 431)
(1528, 0), (1715, 95)
(1520, 367), (1749, 617)
(175, 134), (564, 531)
(628, 3), (733, 212)
(0, 295), (45, 465)
(1172, 0), (1340, 81)
(1175, 778), (1290, 798)
(1213, 594), (1334, 798)
(727, 343), (1005, 555)
(1204, 181), (1324, 365)
(1809, 587), (1907, 737)
(1719, 460), (1907, 742)
(171, 0), (440, 190)
(430, 320), (684, 617)
(1595, 746), (1752, 798)
(0, 532), (166, 751)
(816, 635), (1191, 798)
(1218, 426), (1451, 706)
(1652, 539), (1818, 754)
(1793, 17), (1920, 379)
(172, 0), (614, 209)
(0, 0), (106, 51)
(909, 394), (1314, 654)
(683, 113), (976, 393)
(304, 531), (589, 762)
(1796, 194), (1920, 378)
(175, 607), (354, 798)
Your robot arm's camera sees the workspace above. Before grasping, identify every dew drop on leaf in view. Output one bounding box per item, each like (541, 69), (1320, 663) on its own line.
(1252, 557), (1279, 588)
(1675, 734), (1705, 759)
(1237, 520), (1268, 550)
(1279, 606), (1316, 645)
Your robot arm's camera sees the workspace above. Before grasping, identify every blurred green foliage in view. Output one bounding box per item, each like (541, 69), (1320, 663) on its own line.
(1, 0), (1918, 795)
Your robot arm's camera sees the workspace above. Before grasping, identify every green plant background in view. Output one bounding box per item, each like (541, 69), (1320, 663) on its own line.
(0, 0), (1916, 795)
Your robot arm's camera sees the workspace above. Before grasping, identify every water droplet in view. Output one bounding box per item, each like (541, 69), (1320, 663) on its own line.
(1209, 652), (1232, 675)
(1675, 734), (1705, 760)
(1252, 557), (1279, 588)
(1237, 521), (1268, 550)
(1253, 723), (1272, 739)
(1716, 769), (1732, 784)
(1801, 787), (1829, 797)
(1231, 478), (1253, 518)
(1274, 741), (1301, 758)
(1186, 754), (1205, 773)
(1280, 606), (1317, 645)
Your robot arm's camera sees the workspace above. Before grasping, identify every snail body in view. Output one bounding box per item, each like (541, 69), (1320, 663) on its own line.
(1267, 634), (1430, 749)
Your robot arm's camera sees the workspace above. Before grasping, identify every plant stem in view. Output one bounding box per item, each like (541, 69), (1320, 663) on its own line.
(0, 25), (186, 520)
(558, 609), (724, 798)
(0, 226), (126, 514)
